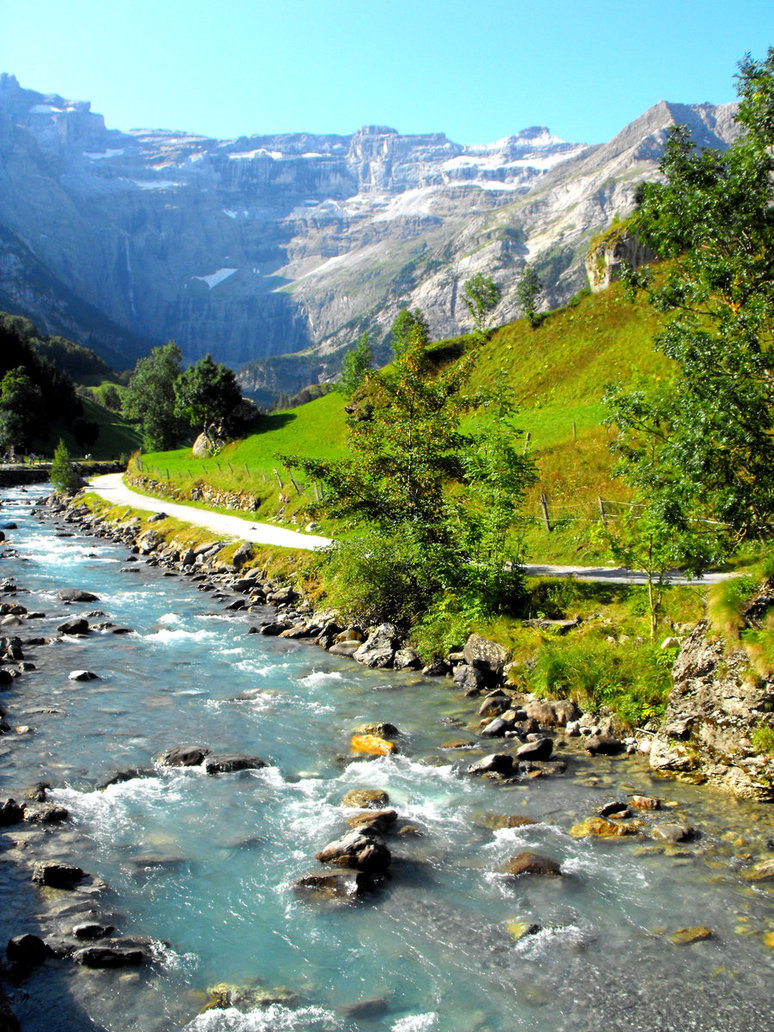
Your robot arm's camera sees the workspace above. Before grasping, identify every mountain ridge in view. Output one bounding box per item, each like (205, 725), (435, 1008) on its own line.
(0, 74), (739, 398)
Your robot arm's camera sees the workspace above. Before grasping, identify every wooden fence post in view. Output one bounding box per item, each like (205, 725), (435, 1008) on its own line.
(573, 420), (577, 442)
(287, 471), (301, 496)
(540, 493), (551, 532)
(523, 431), (531, 456)
(273, 468), (283, 488)
(598, 496), (607, 527)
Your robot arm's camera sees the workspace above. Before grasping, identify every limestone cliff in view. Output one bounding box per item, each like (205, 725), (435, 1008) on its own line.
(585, 222), (657, 292)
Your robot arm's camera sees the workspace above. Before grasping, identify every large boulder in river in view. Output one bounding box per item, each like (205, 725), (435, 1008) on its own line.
(57, 618), (89, 636)
(203, 753), (267, 775)
(58, 589), (99, 603)
(353, 624), (400, 669)
(157, 746), (210, 767)
(316, 829), (391, 873)
(463, 634), (509, 678)
(31, 861), (85, 888)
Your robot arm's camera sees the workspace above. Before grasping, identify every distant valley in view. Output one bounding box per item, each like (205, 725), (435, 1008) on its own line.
(0, 73), (738, 400)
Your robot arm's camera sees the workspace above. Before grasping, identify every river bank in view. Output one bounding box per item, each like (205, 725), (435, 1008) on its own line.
(0, 485), (772, 1031)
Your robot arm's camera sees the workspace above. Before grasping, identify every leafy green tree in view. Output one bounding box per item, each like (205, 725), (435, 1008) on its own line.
(284, 319), (534, 626)
(123, 342), (184, 451)
(609, 49), (774, 542)
(338, 332), (373, 398)
(459, 383), (536, 611)
(390, 308), (429, 358)
(462, 273), (502, 333)
(50, 438), (78, 493)
(516, 263), (543, 328)
(0, 366), (45, 452)
(174, 354), (242, 435)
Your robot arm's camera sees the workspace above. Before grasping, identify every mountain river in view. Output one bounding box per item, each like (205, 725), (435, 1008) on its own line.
(0, 485), (772, 1032)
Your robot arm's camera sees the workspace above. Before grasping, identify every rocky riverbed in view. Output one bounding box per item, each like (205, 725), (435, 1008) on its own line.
(0, 486), (772, 1032)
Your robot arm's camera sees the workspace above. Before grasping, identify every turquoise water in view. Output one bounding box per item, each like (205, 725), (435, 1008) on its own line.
(0, 486), (772, 1032)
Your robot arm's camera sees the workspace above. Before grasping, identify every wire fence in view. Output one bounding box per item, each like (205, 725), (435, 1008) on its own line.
(131, 457), (726, 532)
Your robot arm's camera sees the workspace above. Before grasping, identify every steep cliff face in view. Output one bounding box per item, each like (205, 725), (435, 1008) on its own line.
(650, 610), (774, 802)
(0, 74), (741, 394)
(585, 223), (657, 292)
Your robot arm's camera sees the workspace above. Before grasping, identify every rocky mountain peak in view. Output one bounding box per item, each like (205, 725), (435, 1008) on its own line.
(0, 78), (742, 400)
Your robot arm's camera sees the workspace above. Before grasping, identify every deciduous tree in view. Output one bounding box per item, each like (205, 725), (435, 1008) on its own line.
(123, 342), (184, 451)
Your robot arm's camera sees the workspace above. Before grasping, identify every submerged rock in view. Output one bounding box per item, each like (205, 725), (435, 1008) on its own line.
(293, 869), (378, 900)
(500, 852), (562, 878)
(669, 926), (713, 945)
(569, 817), (640, 839)
(341, 788), (389, 809)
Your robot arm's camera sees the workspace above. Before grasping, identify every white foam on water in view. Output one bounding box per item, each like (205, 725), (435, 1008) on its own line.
(513, 922), (590, 957)
(391, 1014), (438, 1032)
(54, 776), (186, 838)
(143, 627), (219, 645)
(158, 612), (182, 626)
(296, 670), (345, 690)
(148, 939), (199, 974)
(185, 1003), (344, 1031)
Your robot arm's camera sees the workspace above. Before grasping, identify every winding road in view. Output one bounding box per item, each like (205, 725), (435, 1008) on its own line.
(88, 473), (737, 584)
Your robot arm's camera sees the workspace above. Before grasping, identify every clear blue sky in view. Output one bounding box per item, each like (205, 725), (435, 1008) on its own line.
(3, 0), (773, 144)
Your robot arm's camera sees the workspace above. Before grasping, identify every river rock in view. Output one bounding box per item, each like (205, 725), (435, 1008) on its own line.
(742, 858), (774, 882)
(515, 737), (554, 761)
(57, 618), (89, 635)
(393, 648), (422, 670)
(316, 829), (391, 872)
(652, 823), (696, 844)
(453, 663), (487, 696)
(157, 746), (210, 767)
(203, 753), (267, 775)
(598, 800), (630, 818)
(58, 589), (99, 603)
(480, 717), (512, 738)
(463, 634), (509, 677)
(68, 670), (100, 681)
(500, 851), (562, 878)
(328, 641), (362, 657)
(72, 922), (115, 940)
(0, 799), (24, 825)
(293, 869), (376, 900)
(467, 754), (516, 777)
(630, 794), (661, 810)
(203, 981), (300, 1012)
(341, 788), (389, 809)
(73, 945), (144, 968)
(473, 813), (537, 831)
(6, 933), (51, 967)
(96, 767), (154, 790)
(32, 861), (85, 888)
(353, 624), (400, 669)
(259, 621), (290, 636)
(669, 926), (713, 945)
(478, 692), (511, 718)
(231, 542), (253, 570)
(569, 817), (640, 838)
(584, 735), (625, 756)
(24, 803), (68, 824)
(345, 809), (398, 833)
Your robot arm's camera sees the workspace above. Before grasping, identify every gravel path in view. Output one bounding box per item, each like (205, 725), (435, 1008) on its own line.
(88, 473), (737, 581)
(87, 473), (333, 552)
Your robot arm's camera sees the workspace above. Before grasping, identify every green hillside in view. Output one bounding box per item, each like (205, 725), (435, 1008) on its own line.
(137, 279), (670, 560)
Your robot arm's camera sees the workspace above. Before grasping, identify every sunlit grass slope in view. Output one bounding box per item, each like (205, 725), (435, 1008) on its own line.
(140, 281), (671, 557)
